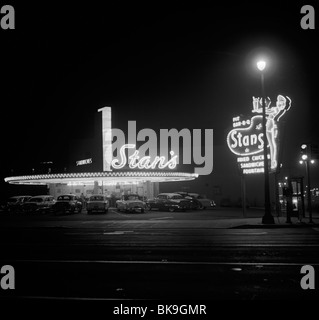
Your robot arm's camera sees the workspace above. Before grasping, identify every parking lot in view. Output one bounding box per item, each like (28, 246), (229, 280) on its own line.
(0, 206), (221, 220)
(0, 206), (272, 231)
(1, 204), (318, 303)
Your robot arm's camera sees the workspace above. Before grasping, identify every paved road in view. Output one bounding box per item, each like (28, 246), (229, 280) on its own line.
(0, 208), (318, 302)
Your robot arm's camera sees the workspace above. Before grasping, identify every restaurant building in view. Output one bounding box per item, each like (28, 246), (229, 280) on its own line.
(4, 107), (198, 202)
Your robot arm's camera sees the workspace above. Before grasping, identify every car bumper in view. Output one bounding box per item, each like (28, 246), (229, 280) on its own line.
(53, 205), (74, 212)
(165, 204), (187, 210)
(23, 205), (51, 212)
(127, 206), (145, 211)
(87, 205), (108, 212)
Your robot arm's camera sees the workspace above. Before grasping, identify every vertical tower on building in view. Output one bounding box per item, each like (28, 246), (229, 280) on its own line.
(98, 107), (112, 171)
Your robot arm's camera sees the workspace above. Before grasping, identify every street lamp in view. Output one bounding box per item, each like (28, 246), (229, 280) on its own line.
(299, 143), (314, 223)
(257, 60), (275, 224)
(257, 60), (266, 71)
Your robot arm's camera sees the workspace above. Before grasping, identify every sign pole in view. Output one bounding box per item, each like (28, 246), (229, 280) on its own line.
(274, 172), (281, 217)
(241, 174), (246, 218)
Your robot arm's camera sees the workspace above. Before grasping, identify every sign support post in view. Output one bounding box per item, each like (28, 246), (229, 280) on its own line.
(241, 174), (246, 218)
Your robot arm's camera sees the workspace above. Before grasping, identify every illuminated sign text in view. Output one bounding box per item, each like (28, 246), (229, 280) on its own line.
(228, 115), (264, 156)
(99, 107), (214, 175)
(112, 144), (178, 170)
(76, 158), (93, 166)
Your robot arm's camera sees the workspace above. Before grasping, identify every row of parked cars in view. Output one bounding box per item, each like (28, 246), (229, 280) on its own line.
(4, 192), (216, 214)
(115, 192), (216, 213)
(5, 194), (109, 214)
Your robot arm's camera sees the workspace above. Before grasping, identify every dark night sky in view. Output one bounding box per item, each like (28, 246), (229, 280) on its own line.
(1, 2), (318, 182)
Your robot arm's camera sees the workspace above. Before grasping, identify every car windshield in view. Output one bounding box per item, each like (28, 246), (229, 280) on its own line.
(171, 195), (183, 199)
(57, 195), (73, 201)
(29, 198), (44, 203)
(124, 195), (139, 201)
(90, 196), (104, 201)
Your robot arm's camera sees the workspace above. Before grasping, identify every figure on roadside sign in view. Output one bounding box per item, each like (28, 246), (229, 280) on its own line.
(252, 95), (291, 169)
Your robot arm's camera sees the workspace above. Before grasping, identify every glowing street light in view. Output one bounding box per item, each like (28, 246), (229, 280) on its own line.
(256, 59), (274, 224)
(257, 60), (266, 71)
(302, 154), (308, 160)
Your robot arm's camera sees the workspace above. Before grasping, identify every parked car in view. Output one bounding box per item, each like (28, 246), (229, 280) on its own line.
(6, 195), (32, 212)
(116, 194), (147, 213)
(52, 194), (83, 214)
(174, 191), (202, 210)
(147, 193), (191, 212)
(86, 194), (109, 214)
(22, 195), (56, 213)
(188, 193), (216, 209)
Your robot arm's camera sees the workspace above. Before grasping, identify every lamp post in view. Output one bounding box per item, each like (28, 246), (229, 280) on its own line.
(300, 144), (314, 223)
(304, 159), (313, 223)
(257, 60), (275, 224)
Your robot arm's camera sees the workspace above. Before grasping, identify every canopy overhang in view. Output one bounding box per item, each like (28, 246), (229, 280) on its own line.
(4, 171), (199, 186)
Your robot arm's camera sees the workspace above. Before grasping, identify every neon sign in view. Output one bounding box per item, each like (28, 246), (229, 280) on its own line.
(76, 158), (93, 166)
(98, 107), (214, 175)
(227, 95), (291, 174)
(228, 115), (264, 156)
(111, 144), (178, 170)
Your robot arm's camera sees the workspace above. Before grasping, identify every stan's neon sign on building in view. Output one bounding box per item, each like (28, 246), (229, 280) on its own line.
(227, 95), (291, 174)
(98, 107), (214, 175)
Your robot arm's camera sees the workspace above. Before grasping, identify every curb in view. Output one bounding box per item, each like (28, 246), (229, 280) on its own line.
(230, 223), (319, 229)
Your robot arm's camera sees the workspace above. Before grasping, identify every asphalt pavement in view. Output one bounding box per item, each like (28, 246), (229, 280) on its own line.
(1, 206), (318, 308)
(1, 206), (318, 229)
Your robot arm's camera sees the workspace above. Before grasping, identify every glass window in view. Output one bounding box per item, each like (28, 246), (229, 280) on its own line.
(90, 196), (104, 201)
(128, 195), (138, 200)
(57, 195), (73, 201)
(30, 198), (44, 203)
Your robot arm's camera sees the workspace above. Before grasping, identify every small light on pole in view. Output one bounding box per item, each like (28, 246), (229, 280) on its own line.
(300, 143), (313, 223)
